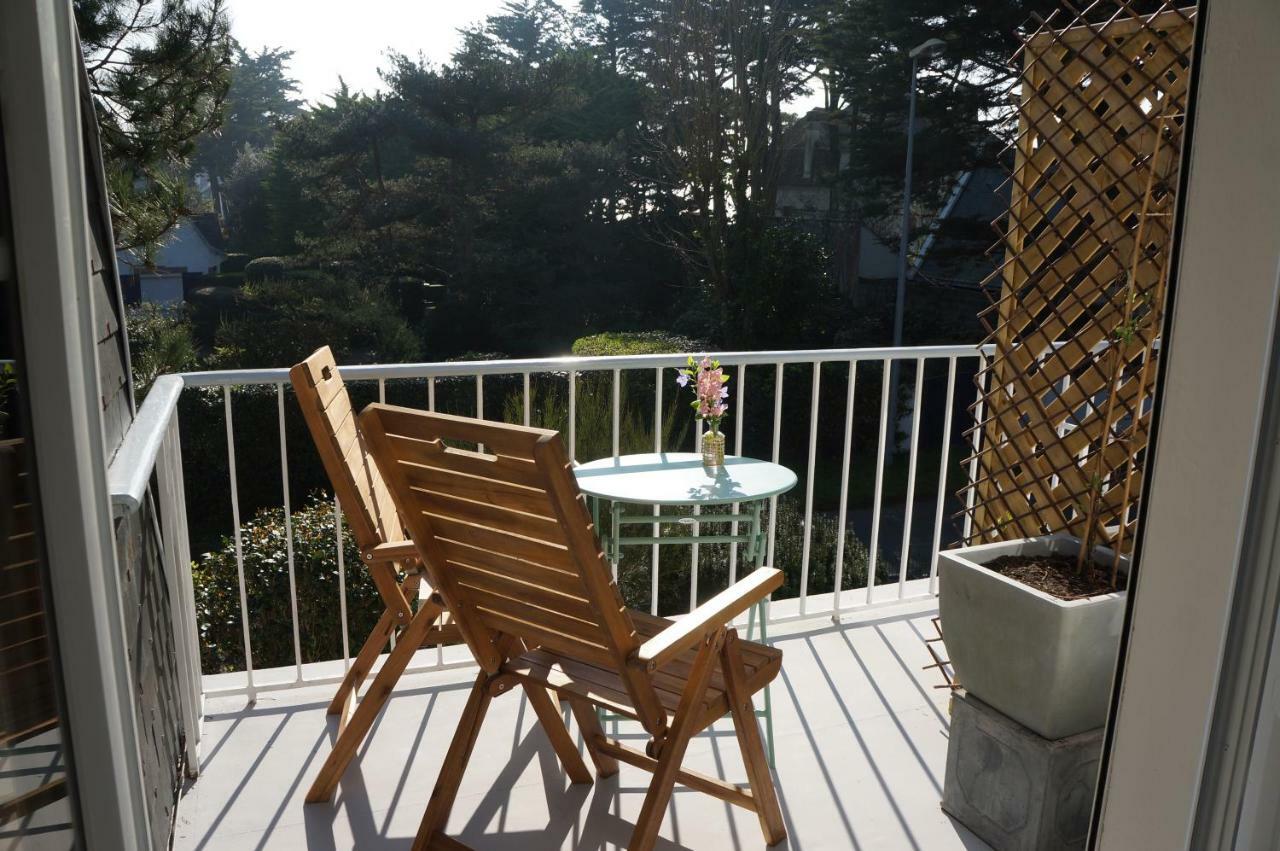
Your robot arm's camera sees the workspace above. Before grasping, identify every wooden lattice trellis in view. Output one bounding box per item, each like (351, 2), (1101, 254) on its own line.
(962, 3), (1197, 566)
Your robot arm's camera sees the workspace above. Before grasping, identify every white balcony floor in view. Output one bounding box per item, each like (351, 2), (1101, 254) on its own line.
(174, 599), (989, 851)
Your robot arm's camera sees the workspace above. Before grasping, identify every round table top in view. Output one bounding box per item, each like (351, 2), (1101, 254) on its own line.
(573, 452), (798, 506)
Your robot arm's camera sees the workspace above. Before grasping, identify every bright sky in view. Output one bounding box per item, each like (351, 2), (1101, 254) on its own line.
(227, 0), (825, 111)
(228, 0), (522, 104)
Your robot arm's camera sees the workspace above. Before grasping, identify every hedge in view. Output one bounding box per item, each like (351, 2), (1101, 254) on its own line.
(193, 492), (382, 673)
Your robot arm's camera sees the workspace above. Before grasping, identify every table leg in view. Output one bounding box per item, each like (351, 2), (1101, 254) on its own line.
(611, 500), (621, 581)
(744, 500), (776, 770)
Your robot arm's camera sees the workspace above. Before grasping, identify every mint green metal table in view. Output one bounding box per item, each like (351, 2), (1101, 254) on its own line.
(574, 452), (797, 765)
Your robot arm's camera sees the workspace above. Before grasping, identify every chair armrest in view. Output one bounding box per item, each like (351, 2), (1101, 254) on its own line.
(631, 568), (783, 672)
(361, 541), (420, 564)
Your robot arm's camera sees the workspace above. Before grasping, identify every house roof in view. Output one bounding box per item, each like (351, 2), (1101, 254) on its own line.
(914, 165), (1009, 289)
(191, 212), (227, 252)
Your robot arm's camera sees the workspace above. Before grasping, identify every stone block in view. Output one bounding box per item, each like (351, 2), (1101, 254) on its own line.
(942, 691), (1103, 850)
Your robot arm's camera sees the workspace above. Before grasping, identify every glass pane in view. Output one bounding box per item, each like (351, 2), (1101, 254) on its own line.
(0, 121), (78, 848)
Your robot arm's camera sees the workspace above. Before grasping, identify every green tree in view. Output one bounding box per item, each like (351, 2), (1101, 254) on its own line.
(125, 303), (199, 398)
(76, 0), (232, 254)
(268, 3), (676, 357)
(814, 0), (1053, 234)
(193, 42), (303, 211)
(209, 274), (420, 370)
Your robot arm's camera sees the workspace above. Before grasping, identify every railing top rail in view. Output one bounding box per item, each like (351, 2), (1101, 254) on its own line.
(107, 374), (183, 514)
(179, 343), (992, 388)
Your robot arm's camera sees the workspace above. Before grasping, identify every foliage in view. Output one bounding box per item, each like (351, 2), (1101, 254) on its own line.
(75, 0), (232, 254)
(0, 363), (17, 441)
(503, 373), (691, 464)
(221, 253), (250, 273)
(570, 332), (704, 357)
(721, 225), (853, 349)
(209, 275), (419, 370)
(814, 0), (1055, 242)
(243, 256), (286, 283)
(193, 43), (303, 203)
(613, 497), (892, 616)
(125, 303), (199, 399)
(192, 492), (381, 673)
(582, 0), (820, 308)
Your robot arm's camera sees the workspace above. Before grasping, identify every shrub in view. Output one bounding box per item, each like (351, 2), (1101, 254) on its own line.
(571, 331), (707, 357)
(204, 271), (246, 288)
(244, 256), (286, 283)
(192, 492), (383, 674)
(221, 253), (250, 273)
(126, 303), (199, 400)
(209, 274), (419, 370)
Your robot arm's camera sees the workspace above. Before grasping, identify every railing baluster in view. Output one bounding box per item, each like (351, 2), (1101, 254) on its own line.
(181, 344), (995, 699)
(475, 374), (485, 453)
(767, 363), (783, 572)
(930, 357), (959, 594)
(522, 372), (531, 426)
(832, 361), (857, 620)
(335, 496), (350, 670)
(799, 361), (821, 615)
(898, 358), (925, 599)
(652, 367), (662, 616)
(729, 364), (745, 587)
(223, 386), (255, 699)
(612, 368), (621, 458)
(866, 358), (892, 605)
(568, 370), (577, 462)
(159, 418), (202, 768)
(277, 384), (302, 682)
(963, 352), (988, 545)
(690, 425), (700, 613)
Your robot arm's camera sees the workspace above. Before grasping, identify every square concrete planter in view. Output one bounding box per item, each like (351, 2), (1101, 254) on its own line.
(943, 691), (1103, 851)
(937, 534), (1128, 741)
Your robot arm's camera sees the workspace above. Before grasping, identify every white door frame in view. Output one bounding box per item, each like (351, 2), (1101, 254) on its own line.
(0, 1), (152, 848)
(1094, 0), (1280, 846)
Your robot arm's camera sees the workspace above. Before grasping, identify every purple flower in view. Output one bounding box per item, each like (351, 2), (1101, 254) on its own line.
(676, 371), (690, 387)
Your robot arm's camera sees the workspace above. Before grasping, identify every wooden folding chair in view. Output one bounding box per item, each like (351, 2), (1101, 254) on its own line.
(360, 404), (787, 851)
(291, 348), (591, 804)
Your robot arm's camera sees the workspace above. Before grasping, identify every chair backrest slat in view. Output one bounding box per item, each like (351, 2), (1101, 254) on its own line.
(290, 347), (404, 552)
(360, 403), (667, 732)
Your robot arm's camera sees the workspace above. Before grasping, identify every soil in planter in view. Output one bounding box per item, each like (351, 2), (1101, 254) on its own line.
(984, 554), (1126, 600)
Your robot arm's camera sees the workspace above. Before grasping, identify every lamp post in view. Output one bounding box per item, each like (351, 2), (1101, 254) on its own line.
(887, 37), (945, 455)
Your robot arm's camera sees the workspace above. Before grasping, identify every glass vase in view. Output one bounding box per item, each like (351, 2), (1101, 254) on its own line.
(701, 430), (725, 470)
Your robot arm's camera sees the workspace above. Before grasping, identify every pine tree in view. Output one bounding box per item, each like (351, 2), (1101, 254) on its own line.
(76, 0), (232, 255)
(193, 42), (303, 210)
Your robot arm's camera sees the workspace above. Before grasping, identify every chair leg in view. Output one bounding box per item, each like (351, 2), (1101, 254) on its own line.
(326, 572), (422, 716)
(522, 684), (592, 784)
(306, 598), (443, 803)
(722, 631), (786, 846)
(413, 670), (495, 851)
(629, 629), (724, 851)
(567, 696), (619, 777)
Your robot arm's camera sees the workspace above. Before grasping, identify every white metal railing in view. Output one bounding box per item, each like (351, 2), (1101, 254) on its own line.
(106, 374), (203, 774)
(172, 344), (989, 698)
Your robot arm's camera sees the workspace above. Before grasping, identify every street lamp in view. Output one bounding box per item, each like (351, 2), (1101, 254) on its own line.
(892, 37), (946, 351)
(887, 37), (945, 454)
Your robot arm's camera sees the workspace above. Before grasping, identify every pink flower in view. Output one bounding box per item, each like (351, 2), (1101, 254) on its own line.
(678, 355), (731, 426)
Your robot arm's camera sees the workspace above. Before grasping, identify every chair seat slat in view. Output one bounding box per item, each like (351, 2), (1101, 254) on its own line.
(425, 514), (576, 572)
(386, 433), (545, 489)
